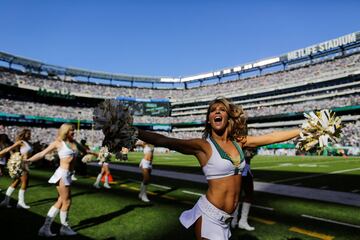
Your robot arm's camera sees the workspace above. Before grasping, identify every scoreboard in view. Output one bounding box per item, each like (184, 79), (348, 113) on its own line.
(116, 97), (170, 117)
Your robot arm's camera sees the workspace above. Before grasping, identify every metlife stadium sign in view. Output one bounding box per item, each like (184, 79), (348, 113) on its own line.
(286, 32), (360, 61)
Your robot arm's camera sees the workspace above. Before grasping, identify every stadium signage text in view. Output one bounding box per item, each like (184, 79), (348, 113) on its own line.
(287, 33), (357, 61)
(37, 88), (75, 100)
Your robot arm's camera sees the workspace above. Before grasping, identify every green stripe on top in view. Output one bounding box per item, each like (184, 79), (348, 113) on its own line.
(233, 141), (245, 164)
(209, 137), (245, 165)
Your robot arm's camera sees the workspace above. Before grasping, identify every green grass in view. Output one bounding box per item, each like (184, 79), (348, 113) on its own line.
(0, 153), (359, 239)
(117, 152), (360, 192)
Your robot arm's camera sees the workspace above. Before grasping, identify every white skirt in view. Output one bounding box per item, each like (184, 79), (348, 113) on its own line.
(139, 159), (152, 169)
(98, 161), (109, 166)
(179, 195), (233, 240)
(48, 167), (72, 186)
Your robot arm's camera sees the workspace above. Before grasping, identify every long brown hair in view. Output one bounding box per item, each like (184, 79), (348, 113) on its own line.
(15, 128), (31, 142)
(202, 97), (247, 141)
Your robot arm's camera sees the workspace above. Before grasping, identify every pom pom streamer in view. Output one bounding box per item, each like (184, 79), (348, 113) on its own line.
(82, 154), (95, 163)
(98, 146), (111, 163)
(297, 109), (342, 153)
(93, 99), (138, 151)
(7, 152), (24, 179)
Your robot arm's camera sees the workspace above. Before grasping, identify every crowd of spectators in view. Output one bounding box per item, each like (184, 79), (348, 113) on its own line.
(0, 52), (360, 153)
(1, 93), (358, 125)
(1, 52), (359, 101)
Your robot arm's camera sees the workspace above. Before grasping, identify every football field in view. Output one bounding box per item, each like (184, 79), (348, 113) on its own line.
(0, 153), (359, 239)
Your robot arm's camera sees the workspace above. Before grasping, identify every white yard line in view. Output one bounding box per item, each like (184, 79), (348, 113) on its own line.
(252, 204), (274, 211)
(302, 214), (360, 229)
(150, 183), (171, 190)
(272, 167), (360, 183)
(182, 190), (203, 196)
(331, 167), (360, 174)
(253, 159), (360, 170)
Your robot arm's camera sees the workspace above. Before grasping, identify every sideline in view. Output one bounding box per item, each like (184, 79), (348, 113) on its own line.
(90, 163), (360, 207)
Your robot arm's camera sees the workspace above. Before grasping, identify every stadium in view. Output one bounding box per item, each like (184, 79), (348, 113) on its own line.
(0, 30), (360, 240)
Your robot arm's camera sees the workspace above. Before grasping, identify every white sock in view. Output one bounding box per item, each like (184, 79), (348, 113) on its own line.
(47, 206), (60, 218)
(240, 202), (251, 223)
(6, 186), (15, 197)
(60, 211), (69, 226)
(18, 189), (26, 202)
(95, 174), (102, 184)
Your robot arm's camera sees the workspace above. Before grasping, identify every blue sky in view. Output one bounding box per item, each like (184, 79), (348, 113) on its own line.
(1, 0), (360, 77)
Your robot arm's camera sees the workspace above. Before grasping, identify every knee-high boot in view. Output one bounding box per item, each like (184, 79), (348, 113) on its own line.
(38, 206), (59, 237)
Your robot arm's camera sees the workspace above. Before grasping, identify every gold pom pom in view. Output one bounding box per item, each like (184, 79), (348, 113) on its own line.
(81, 154), (95, 163)
(297, 109), (342, 153)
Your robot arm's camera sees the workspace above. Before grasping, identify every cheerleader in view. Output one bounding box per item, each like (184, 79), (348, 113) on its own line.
(93, 151), (112, 189)
(137, 98), (300, 239)
(231, 148), (257, 231)
(0, 128), (33, 209)
(26, 123), (98, 237)
(0, 134), (12, 190)
(136, 140), (154, 202)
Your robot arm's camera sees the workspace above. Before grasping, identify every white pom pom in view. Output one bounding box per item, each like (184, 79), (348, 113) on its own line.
(7, 152), (23, 178)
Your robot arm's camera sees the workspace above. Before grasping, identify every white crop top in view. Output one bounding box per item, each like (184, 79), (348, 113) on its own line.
(58, 141), (76, 159)
(20, 141), (33, 155)
(202, 137), (246, 180)
(143, 145), (154, 154)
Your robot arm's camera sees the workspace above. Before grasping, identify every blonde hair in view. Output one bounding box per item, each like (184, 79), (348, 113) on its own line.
(15, 128), (31, 142)
(57, 123), (75, 141)
(202, 97), (247, 141)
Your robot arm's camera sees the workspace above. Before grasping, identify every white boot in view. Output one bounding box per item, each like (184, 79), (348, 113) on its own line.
(93, 173), (102, 189)
(0, 186), (15, 208)
(71, 171), (77, 181)
(103, 175), (111, 189)
(38, 206), (59, 237)
(59, 211), (77, 236)
(17, 189), (30, 209)
(231, 203), (239, 228)
(138, 183), (150, 202)
(238, 202), (255, 231)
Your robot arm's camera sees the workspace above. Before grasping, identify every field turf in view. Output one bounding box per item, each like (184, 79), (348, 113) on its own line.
(0, 153), (359, 239)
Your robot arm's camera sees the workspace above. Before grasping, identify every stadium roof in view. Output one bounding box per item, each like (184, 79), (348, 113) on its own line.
(1, 31), (360, 86)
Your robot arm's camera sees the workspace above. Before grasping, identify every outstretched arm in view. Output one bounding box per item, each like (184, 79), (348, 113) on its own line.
(26, 141), (58, 162)
(243, 128), (300, 148)
(75, 141), (98, 157)
(138, 129), (206, 156)
(0, 141), (22, 157)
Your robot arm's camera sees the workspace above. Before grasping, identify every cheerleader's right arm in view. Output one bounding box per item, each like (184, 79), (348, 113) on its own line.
(0, 141), (22, 157)
(26, 141), (58, 162)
